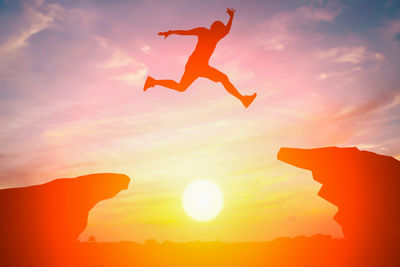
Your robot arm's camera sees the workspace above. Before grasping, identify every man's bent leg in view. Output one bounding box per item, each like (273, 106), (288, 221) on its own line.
(203, 66), (257, 108)
(152, 69), (198, 92)
(202, 66), (244, 101)
(154, 79), (181, 90)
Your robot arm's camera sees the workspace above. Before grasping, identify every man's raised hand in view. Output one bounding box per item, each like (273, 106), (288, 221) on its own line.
(226, 8), (235, 17)
(158, 30), (172, 39)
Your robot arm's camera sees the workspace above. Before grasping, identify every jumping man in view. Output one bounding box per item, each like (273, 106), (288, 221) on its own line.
(143, 8), (257, 108)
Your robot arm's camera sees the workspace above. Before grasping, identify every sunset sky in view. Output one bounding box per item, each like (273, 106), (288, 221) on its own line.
(1, 0), (399, 243)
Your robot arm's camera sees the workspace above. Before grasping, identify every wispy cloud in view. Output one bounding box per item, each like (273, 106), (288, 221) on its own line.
(0, 0), (61, 55)
(318, 46), (384, 64)
(96, 37), (148, 86)
(383, 18), (400, 44)
(255, 1), (342, 51)
(333, 90), (400, 121)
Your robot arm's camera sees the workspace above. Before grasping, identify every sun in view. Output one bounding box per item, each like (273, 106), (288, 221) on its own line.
(182, 180), (223, 221)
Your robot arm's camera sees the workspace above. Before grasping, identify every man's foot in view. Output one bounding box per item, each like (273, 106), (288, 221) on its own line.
(242, 93), (257, 108)
(143, 76), (155, 91)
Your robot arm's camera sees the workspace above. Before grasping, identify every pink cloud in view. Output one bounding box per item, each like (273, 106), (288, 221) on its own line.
(0, 0), (63, 56)
(383, 18), (400, 43)
(317, 46), (384, 64)
(254, 2), (342, 51)
(96, 37), (148, 86)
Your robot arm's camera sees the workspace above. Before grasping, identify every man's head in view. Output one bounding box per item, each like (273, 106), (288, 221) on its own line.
(210, 20), (225, 37)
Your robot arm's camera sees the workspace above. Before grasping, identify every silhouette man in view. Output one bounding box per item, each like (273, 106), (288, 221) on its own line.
(143, 8), (257, 108)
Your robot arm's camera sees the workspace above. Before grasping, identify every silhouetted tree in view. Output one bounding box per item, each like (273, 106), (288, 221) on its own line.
(88, 235), (96, 243)
(144, 239), (159, 246)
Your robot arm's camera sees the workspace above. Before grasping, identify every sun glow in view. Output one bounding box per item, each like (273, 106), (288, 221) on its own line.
(182, 180), (223, 221)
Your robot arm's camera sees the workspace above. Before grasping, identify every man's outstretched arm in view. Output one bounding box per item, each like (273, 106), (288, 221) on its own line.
(222, 8), (235, 38)
(158, 27), (206, 39)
